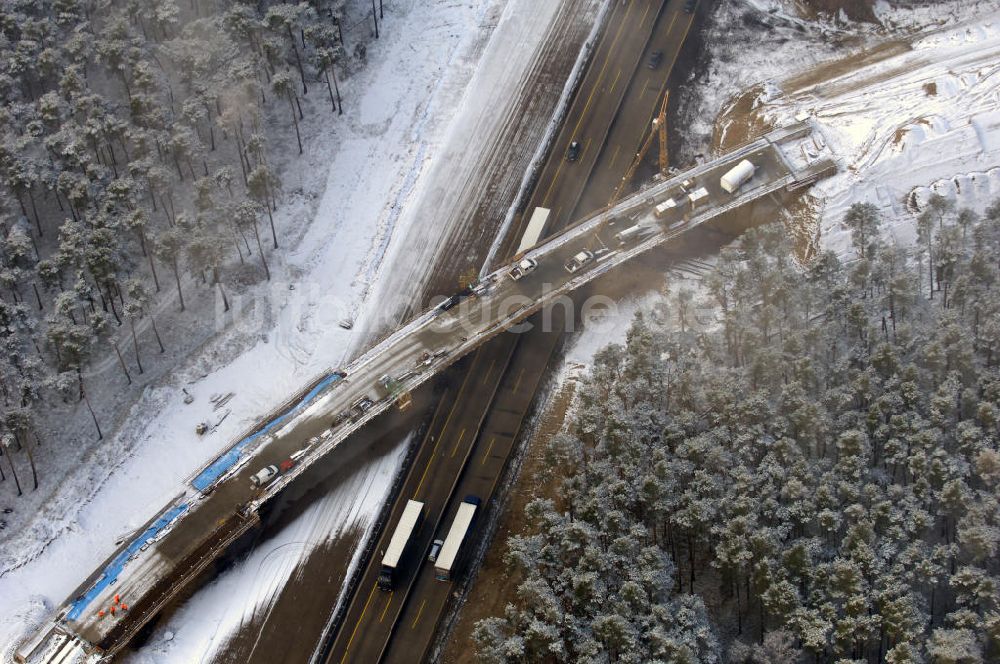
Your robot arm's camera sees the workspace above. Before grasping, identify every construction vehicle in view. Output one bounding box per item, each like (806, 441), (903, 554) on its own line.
(379, 372), (415, 411)
(609, 90), (671, 205)
(349, 396), (375, 421)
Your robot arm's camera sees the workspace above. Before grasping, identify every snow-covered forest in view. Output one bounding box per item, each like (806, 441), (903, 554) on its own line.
(0, 0), (352, 495)
(474, 200), (1000, 662)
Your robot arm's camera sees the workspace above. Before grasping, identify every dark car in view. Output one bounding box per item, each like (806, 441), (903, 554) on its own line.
(566, 140), (581, 161)
(647, 50), (664, 69)
(684, 0), (696, 13)
(428, 538), (444, 563)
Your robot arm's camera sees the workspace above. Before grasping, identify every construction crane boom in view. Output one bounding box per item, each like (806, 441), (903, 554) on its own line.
(608, 90), (670, 206)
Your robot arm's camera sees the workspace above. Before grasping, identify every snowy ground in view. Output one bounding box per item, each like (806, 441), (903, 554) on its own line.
(0, 0), (542, 656)
(678, 0), (1000, 258)
(121, 436), (408, 664)
(118, 0), (593, 657)
(772, 7), (1000, 253)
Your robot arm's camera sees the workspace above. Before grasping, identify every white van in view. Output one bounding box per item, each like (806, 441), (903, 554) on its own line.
(250, 465), (278, 488)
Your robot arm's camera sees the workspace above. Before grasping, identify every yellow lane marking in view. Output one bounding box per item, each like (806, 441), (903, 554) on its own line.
(413, 435), (443, 499)
(413, 356), (479, 498)
(481, 437), (495, 466)
(410, 599), (427, 629)
(379, 591), (393, 623)
(639, 2), (652, 27)
(450, 428), (467, 458)
(340, 582), (378, 664)
(541, 0), (637, 205)
(627, 12), (682, 161)
(482, 358), (496, 385)
(512, 368), (526, 394)
(639, 76), (652, 100)
(609, 144), (622, 168)
(608, 69), (622, 95)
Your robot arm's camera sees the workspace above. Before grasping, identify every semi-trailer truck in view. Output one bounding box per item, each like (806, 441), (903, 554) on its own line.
(517, 207), (552, 255)
(434, 496), (481, 581)
(378, 500), (425, 590)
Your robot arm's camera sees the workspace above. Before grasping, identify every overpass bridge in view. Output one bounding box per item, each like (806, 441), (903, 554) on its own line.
(15, 121), (835, 664)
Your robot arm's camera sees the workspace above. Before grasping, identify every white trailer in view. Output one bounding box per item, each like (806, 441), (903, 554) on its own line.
(516, 207), (552, 254)
(688, 187), (709, 207)
(720, 159), (756, 193)
(378, 500), (424, 590)
(614, 225), (643, 245)
(435, 496), (481, 581)
(654, 197), (680, 218)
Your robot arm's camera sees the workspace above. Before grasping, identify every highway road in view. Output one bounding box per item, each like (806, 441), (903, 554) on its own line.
(322, 1), (692, 661)
(510, 0), (665, 241)
(573, 0), (699, 217)
(324, 0), (673, 659)
(325, 1), (696, 661)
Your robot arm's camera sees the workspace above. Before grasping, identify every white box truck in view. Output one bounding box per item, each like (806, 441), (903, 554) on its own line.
(688, 187), (709, 207)
(654, 198), (680, 218)
(720, 159), (755, 194)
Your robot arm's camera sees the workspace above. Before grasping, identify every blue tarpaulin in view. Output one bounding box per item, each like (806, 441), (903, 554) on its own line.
(190, 372), (344, 493)
(66, 503), (189, 622)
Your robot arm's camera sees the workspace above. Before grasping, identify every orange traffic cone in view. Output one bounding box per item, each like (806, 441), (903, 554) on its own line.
(121, 604), (129, 611)
(98, 610), (105, 618)
(110, 606), (117, 616)
(114, 594), (120, 604)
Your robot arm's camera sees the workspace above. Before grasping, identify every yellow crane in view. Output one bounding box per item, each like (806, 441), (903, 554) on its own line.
(608, 89), (671, 206)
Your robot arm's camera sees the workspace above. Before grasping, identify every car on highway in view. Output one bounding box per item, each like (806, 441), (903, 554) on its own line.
(647, 50), (663, 69)
(564, 250), (595, 273)
(428, 538), (444, 563)
(566, 140), (581, 161)
(684, 0), (697, 13)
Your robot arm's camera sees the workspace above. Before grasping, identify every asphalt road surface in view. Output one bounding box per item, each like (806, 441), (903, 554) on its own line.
(323, 0), (693, 661)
